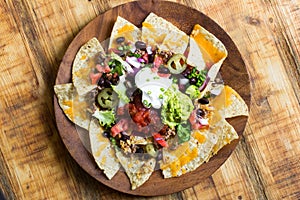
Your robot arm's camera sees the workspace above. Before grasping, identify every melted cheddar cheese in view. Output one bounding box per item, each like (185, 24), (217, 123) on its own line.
(191, 24), (226, 63)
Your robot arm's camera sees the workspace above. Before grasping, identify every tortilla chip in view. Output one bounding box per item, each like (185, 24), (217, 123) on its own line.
(223, 85), (249, 118)
(108, 16), (141, 49)
(72, 37), (104, 96)
(115, 151), (156, 190)
(207, 84), (247, 154)
(187, 37), (206, 71)
(210, 85), (249, 118)
(89, 119), (120, 179)
(188, 24), (227, 81)
(160, 130), (218, 178)
(54, 83), (91, 130)
(211, 119), (239, 155)
(142, 12), (189, 54)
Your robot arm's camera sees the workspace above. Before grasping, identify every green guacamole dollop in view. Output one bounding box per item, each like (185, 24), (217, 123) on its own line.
(161, 84), (194, 128)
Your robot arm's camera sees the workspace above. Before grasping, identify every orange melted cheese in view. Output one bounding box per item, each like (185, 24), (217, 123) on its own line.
(224, 85), (243, 107)
(63, 95), (89, 120)
(210, 85), (236, 110)
(142, 22), (154, 30)
(142, 22), (166, 45)
(225, 86), (233, 107)
(94, 143), (106, 157)
(63, 100), (73, 107)
(163, 34), (188, 50)
(62, 100), (74, 120)
(191, 24), (226, 63)
(161, 147), (198, 177)
(74, 59), (94, 81)
(118, 24), (134, 34)
(73, 98), (89, 119)
(101, 156), (107, 165)
(193, 131), (206, 144)
(75, 53), (100, 85)
(111, 25), (136, 48)
(80, 54), (87, 60)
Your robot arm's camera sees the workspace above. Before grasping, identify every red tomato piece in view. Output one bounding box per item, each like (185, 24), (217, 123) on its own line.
(153, 133), (168, 147)
(89, 72), (102, 85)
(142, 53), (149, 64)
(157, 72), (171, 78)
(111, 119), (128, 137)
(96, 64), (111, 73)
(153, 56), (163, 68)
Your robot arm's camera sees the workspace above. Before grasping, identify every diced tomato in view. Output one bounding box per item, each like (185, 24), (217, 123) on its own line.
(96, 64), (111, 73)
(89, 72), (102, 85)
(153, 133), (168, 147)
(132, 110), (150, 127)
(128, 92), (152, 127)
(111, 119), (128, 137)
(109, 48), (122, 55)
(153, 56), (163, 68)
(142, 53), (149, 64)
(157, 72), (171, 78)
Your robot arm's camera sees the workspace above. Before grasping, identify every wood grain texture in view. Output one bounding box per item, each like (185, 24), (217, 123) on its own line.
(0, 0), (299, 199)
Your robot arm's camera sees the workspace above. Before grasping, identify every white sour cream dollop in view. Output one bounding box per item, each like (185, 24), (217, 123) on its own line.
(135, 68), (172, 109)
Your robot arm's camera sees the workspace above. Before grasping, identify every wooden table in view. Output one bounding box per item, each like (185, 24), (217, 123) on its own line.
(0, 0), (299, 199)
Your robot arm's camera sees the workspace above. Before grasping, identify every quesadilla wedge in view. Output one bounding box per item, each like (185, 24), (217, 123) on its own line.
(54, 83), (91, 130)
(160, 129), (218, 178)
(210, 85), (249, 118)
(89, 119), (120, 179)
(108, 16), (142, 50)
(208, 85), (248, 155)
(72, 37), (104, 96)
(115, 151), (156, 190)
(211, 119), (239, 155)
(142, 12), (189, 54)
(187, 24), (227, 82)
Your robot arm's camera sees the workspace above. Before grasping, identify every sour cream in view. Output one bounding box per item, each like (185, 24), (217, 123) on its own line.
(135, 68), (172, 109)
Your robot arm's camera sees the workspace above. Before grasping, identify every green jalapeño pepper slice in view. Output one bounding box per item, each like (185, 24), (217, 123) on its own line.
(97, 88), (118, 109)
(167, 54), (187, 74)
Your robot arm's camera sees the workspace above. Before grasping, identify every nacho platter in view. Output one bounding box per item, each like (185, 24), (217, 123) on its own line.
(54, 0), (250, 196)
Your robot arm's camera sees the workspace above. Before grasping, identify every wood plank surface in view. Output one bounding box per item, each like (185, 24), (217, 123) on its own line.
(0, 0), (299, 199)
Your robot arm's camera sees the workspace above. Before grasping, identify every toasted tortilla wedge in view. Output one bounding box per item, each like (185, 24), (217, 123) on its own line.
(208, 85), (248, 155)
(54, 83), (91, 130)
(89, 119), (120, 179)
(142, 12), (189, 54)
(108, 16), (141, 49)
(210, 85), (249, 118)
(72, 37), (104, 96)
(115, 151), (156, 190)
(187, 37), (206, 71)
(223, 85), (249, 118)
(187, 24), (227, 81)
(160, 129), (218, 178)
(211, 119), (239, 155)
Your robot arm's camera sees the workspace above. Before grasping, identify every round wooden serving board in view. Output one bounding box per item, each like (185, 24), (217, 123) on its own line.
(54, 0), (251, 196)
